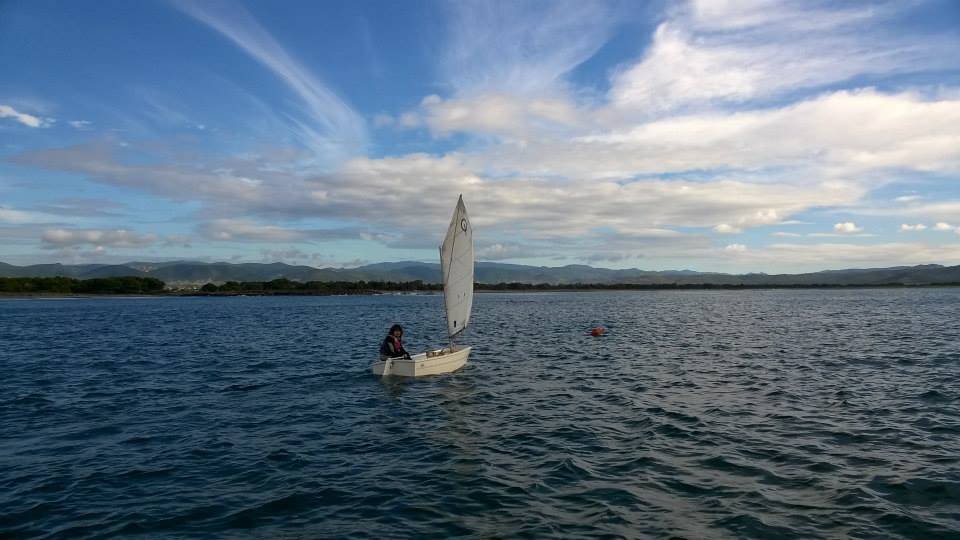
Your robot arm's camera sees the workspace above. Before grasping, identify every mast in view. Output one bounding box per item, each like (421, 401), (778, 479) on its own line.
(441, 244), (454, 351)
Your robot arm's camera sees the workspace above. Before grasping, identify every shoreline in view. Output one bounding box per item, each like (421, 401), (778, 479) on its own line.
(4, 283), (960, 299)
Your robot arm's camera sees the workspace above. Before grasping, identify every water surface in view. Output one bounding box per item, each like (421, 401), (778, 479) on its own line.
(2, 290), (959, 538)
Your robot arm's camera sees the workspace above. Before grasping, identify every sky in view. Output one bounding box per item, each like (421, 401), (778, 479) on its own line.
(1, 0), (959, 273)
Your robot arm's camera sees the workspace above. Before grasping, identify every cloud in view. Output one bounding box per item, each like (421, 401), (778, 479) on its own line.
(198, 219), (366, 243)
(173, 0), (367, 164)
(899, 223), (927, 231)
(714, 224), (741, 234)
(422, 3), (960, 191)
(608, 1), (956, 114)
(160, 235), (192, 248)
(259, 248), (313, 264)
(0, 104), (50, 128)
(895, 195), (922, 203)
(372, 113), (394, 128)
(724, 244), (747, 253)
(713, 209), (782, 235)
(333, 154), (863, 244)
(441, 0), (617, 96)
(420, 93), (582, 139)
(257, 248), (365, 267)
(13, 141), (868, 260)
(583, 252), (637, 264)
(42, 228), (158, 249)
(556, 90), (960, 178)
(722, 242), (960, 272)
(13, 141), (270, 205)
(68, 120), (92, 129)
(28, 198), (126, 218)
(423, 89), (960, 188)
(476, 242), (539, 261)
(0, 206), (75, 224)
(833, 222), (863, 234)
(0, 207), (41, 223)
(10, 0), (959, 270)
(130, 87), (209, 130)
(199, 219), (304, 242)
(398, 112), (421, 128)
(854, 201), (960, 221)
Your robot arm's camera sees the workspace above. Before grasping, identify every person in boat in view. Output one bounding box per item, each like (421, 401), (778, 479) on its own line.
(380, 324), (412, 360)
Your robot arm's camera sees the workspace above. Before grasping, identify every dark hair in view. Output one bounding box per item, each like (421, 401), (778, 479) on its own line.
(389, 324), (403, 334)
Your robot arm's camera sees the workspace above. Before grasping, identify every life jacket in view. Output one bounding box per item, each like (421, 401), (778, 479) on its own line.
(380, 335), (405, 357)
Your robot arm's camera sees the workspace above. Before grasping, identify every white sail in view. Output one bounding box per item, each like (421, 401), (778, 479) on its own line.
(440, 195), (474, 339)
(371, 194), (474, 377)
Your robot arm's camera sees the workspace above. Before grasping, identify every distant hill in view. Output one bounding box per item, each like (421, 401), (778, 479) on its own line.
(1, 260), (959, 287)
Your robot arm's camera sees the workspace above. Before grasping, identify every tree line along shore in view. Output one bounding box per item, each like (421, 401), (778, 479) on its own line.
(3, 276), (960, 296)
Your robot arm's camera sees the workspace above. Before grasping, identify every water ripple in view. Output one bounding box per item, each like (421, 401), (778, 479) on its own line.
(2, 290), (959, 538)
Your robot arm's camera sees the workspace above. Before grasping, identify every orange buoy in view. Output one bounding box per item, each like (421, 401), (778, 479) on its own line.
(590, 326), (605, 337)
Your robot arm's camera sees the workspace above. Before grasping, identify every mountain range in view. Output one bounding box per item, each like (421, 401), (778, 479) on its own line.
(2, 260), (959, 287)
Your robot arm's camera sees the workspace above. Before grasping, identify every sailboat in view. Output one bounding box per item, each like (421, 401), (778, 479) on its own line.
(371, 195), (474, 377)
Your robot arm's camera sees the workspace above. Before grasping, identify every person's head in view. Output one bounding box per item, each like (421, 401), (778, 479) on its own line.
(389, 324), (403, 338)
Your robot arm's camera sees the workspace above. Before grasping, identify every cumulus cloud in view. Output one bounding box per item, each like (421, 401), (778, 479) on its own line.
(42, 228), (158, 249)
(724, 244), (747, 253)
(712, 209), (782, 235)
(934, 222), (956, 232)
(833, 222), (863, 234)
(0, 104), (51, 128)
(899, 223), (927, 231)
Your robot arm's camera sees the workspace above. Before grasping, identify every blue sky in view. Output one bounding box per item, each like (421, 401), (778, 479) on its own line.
(1, 0), (958, 273)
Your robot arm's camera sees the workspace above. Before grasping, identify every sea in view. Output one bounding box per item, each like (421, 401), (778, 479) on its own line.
(1, 289), (959, 539)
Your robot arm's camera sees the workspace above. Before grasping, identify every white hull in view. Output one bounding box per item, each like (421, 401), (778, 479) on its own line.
(371, 346), (471, 377)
